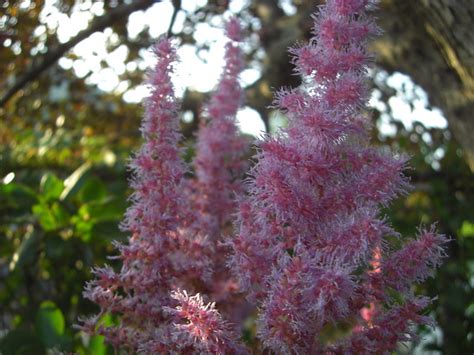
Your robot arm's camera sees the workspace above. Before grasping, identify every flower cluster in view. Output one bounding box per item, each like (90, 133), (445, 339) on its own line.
(188, 19), (252, 321)
(192, 17), (249, 245)
(81, 1), (448, 354)
(229, 0), (448, 352)
(80, 22), (249, 353)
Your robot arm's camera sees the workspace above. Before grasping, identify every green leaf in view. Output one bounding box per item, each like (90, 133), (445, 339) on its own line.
(60, 162), (92, 201)
(50, 202), (70, 227)
(88, 335), (107, 355)
(78, 197), (126, 222)
(85, 313), (113, 355)
(74, 197), (125, 242)
(0, 329), (44, 355)
(92, 221), (127, 241)
(460, 221), (474, 238)
(32, 202), (70, 231)
(40, 173), (64, 201)
(35, 301), (65, 349)
(77, 176), (107, 203)
(72, 217), (94, 242)
(33, 203), (56, 231)
(0, 182), (38, 210)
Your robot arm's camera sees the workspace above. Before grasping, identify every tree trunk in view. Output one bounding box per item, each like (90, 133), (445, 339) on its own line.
(374, 0), (474, 170)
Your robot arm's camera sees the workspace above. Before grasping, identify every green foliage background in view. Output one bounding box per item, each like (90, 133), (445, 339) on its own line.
(1, 1), (473, 354)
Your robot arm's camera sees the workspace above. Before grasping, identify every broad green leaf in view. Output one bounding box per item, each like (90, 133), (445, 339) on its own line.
(92, 221), (127, 241)
(50, 202), (71, 227)
(32, 204), (54, 231)
(78, 197), (126, 222)
(72, 217), (94, 242)
(35, 301), (65, 349)
(40, 173), (64, 201)
(74, 197), (125, 242)
(33, 203), (56, 231)
(32, 202), (70, 231)
(77, 176), (107, 203)
(0, 183), (38, 210)
(460, 221), (474, 238)
(88, 335), (107, 355)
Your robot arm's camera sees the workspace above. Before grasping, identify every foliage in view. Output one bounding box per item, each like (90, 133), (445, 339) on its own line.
(0, 157), (127, 353)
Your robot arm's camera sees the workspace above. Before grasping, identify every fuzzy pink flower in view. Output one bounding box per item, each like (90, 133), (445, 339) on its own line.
(229, 0), (448, 353)
(163, 290), (247, 354)
(80, 38), (185, 351)
(80, 37), (243, 352)
(80, 2), (448, 353)
(188, 19), (251, 322)
(380, 226), (448, 294)
(192, 17), (249, 244)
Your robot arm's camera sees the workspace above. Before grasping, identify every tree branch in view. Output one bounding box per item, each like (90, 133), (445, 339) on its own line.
(0, 0), (157, 107)
(167, 0), (181, 37)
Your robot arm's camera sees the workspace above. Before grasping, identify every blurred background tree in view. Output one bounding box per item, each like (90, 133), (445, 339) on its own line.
(0, 0), (473, 353)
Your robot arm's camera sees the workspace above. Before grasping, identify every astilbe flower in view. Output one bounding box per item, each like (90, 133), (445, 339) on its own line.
(229, 0), (448, 353)
(80, 2), (448, 353)
(160, 290), (246, 354)
(187, 18), (252, 316)
(192, 17), (249, 244)
(79, 37), (243, 353)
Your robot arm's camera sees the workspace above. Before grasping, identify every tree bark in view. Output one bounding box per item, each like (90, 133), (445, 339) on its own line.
(373, 0), (474, 170)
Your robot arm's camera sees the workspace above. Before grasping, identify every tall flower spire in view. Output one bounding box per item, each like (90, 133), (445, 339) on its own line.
(192, 17), (249, 244)
(229, 0), (447, 352)
(80, 37), (243, 353)
(188, 18), (251, 313)
(80, 37), (186, 350)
